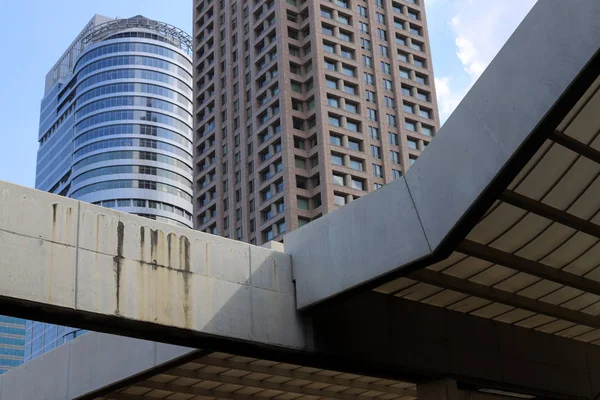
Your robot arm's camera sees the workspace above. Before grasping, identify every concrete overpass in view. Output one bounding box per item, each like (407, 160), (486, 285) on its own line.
(1, 0), (600, 399)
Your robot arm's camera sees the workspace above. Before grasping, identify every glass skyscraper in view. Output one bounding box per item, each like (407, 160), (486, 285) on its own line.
(23, 14), (194, 361)
(0, 316), (26, 374)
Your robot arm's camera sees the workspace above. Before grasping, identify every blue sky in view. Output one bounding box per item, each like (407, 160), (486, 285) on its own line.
(0, 0), (535, 188)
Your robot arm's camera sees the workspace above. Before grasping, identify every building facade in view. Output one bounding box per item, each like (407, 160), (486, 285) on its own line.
(193, 0), (439, 243)
(0, 316), (26, 374)
(24, 14), (194, 362)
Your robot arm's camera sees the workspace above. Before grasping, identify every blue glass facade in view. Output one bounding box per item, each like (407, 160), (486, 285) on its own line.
(22, 14), (194, 363)
(0, 316), (26, 374)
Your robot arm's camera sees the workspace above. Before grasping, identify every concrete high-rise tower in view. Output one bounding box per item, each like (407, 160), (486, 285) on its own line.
(193, 0), (440, 244)
(24, 14), (194, 361)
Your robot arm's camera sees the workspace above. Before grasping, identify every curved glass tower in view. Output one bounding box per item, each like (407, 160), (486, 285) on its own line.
(25, 14), (194, 362)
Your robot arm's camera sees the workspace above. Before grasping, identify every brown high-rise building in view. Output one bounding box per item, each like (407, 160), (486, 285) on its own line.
(193, 0), (440, 244)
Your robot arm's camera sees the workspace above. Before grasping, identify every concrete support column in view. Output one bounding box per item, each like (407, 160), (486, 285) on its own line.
(334, 43), (342, 55)
(417, 379), (459, 400)
(341, 135), (349, 148)
(335, 60), (342, 73)
(343, 154), (350, 167)
(416, 121), (423, 133)
(414, 103), (421, 116)
(409, 69), (417, 81)
(339, 97), (347, 111)
(344, 174), (351, 186)
(341, 116), (347, 130)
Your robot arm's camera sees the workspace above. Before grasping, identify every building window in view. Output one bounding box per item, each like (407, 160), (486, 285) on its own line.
(382, 78), (393, 91)
(381, 62), (391, 74)
(328, 115), (341, 127)
(330, 134), (342, 146)
(334, 194), (346, 206)
(366, 90), (376, 103)
(406, 120), (417, 131)
(348, 139), (360, 151)
(331, 153), (343, 166)
(298, 197), (309, 210)
(379, 45), (389, 57)
(390, 151), (400, 164)
(389, 132), (399, 145)
(326, 77), (338, 89)
(333, 174), (345, 186)
(422, 125), (434, 136)
(349, 158), (363, 171)
(346, 102), (358, 113)
(392, 169), (403, 179)
(367, 108), (378, 121)
(372, 164), (383, 177)
(352, 178), (365, 190)
(407, 138), (418, 149)
(371, 145), (382, 159)
(387, 114), (397, 127)
(369, 126), (380, 139)
(415, 74), (427, 85)
(360, 38), (371, 50)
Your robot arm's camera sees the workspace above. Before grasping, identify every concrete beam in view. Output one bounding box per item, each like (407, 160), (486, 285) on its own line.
(0, 180), (305, 350)
(285, 0), (600, 309)
(310, 292), (600, 400)
(0, 332), (197, 400)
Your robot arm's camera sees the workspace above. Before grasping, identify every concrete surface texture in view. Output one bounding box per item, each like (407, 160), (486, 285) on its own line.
(0, 180), (305, 350)
(0, 332), (197, 399)
(285, 0), (600, 310)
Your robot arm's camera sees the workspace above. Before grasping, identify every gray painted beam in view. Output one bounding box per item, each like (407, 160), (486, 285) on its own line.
(410, 268), (600, 328)
(551, 130), (600, 165)
(458, 239), (600, 297)
(499, 190), (600, 239)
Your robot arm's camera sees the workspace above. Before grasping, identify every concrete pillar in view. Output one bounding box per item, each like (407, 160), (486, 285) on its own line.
(343, 154), (350, 167)
(417, 379), (458, 400)
(341, 135), (349, 148)
(344, 174), (351, 187)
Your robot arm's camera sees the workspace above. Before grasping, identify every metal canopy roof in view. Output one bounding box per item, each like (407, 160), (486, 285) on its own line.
(374, 76), (600, 343)
(93, 352), (418, 400)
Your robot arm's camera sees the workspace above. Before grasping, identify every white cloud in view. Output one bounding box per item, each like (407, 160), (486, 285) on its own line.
(432, 0), (538, 122)
(434, 76), (467, 121)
